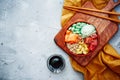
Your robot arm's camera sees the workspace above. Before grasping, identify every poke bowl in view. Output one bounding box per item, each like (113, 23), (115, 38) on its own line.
(65, 22), (99, 56)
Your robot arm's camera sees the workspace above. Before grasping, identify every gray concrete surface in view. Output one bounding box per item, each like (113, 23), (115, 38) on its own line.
(0, 0), (120, 80)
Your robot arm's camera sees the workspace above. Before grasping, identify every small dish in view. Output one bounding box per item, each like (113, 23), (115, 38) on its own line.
(47, 54), (65, 73)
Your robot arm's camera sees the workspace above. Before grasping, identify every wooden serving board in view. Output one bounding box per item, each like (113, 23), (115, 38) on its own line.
(54, 0), (119, 66)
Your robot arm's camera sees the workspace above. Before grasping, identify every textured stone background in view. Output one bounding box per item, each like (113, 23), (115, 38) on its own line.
(0, 0), (120, 80)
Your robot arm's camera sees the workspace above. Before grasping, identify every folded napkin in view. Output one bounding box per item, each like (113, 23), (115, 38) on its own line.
(61, 0), (120, 80)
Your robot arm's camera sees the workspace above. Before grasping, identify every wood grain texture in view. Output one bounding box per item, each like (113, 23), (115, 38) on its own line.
(54, 0), (119, 66)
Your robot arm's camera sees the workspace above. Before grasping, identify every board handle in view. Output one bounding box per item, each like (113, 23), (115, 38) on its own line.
(113, 0), (120, 8)
(103, 0), (120, 10)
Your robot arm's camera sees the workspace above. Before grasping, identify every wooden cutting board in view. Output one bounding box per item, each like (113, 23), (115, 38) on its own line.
(54, 0), (119, 66)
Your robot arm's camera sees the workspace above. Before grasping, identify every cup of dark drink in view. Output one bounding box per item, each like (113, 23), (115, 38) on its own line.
(47, 54), (65, 73)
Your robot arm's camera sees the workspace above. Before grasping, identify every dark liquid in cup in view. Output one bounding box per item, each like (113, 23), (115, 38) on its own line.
(47, 55), (65, 73)
(49, 56), (63, 69)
